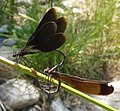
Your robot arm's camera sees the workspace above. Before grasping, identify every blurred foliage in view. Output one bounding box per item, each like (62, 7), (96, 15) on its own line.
(0, 0), (120, 80)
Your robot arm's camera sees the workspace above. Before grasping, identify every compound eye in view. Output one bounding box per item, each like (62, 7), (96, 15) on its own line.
(13, 51), (17, 57)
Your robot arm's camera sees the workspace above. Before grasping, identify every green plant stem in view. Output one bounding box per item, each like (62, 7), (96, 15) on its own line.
(0, 56), (118, 111)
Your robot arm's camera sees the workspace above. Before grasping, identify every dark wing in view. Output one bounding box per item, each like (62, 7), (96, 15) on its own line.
(23, 8), (67, 52)
(58, 74), (114, 95)
(35, 8), (57, 33)
(33, 33), (66, 52)
(26, 21), (57, 47)
(55, 17), (67, 33)
(27, 8), (57, 43)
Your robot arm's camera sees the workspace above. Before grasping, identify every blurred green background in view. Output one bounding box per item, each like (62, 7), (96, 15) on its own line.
(0, 0), (120, 81)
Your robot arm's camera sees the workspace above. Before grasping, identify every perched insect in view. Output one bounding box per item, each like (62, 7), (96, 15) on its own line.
(45, 70), (114, 95)
(13, 8), (67, 70)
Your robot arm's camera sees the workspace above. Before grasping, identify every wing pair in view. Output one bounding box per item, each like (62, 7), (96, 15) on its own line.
(24, 8), (67, 52)
(50, 71), (114, 95)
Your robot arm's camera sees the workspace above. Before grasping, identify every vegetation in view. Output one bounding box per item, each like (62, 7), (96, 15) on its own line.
(0, 0), (120, 110)
(0, 0), (120, 80)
